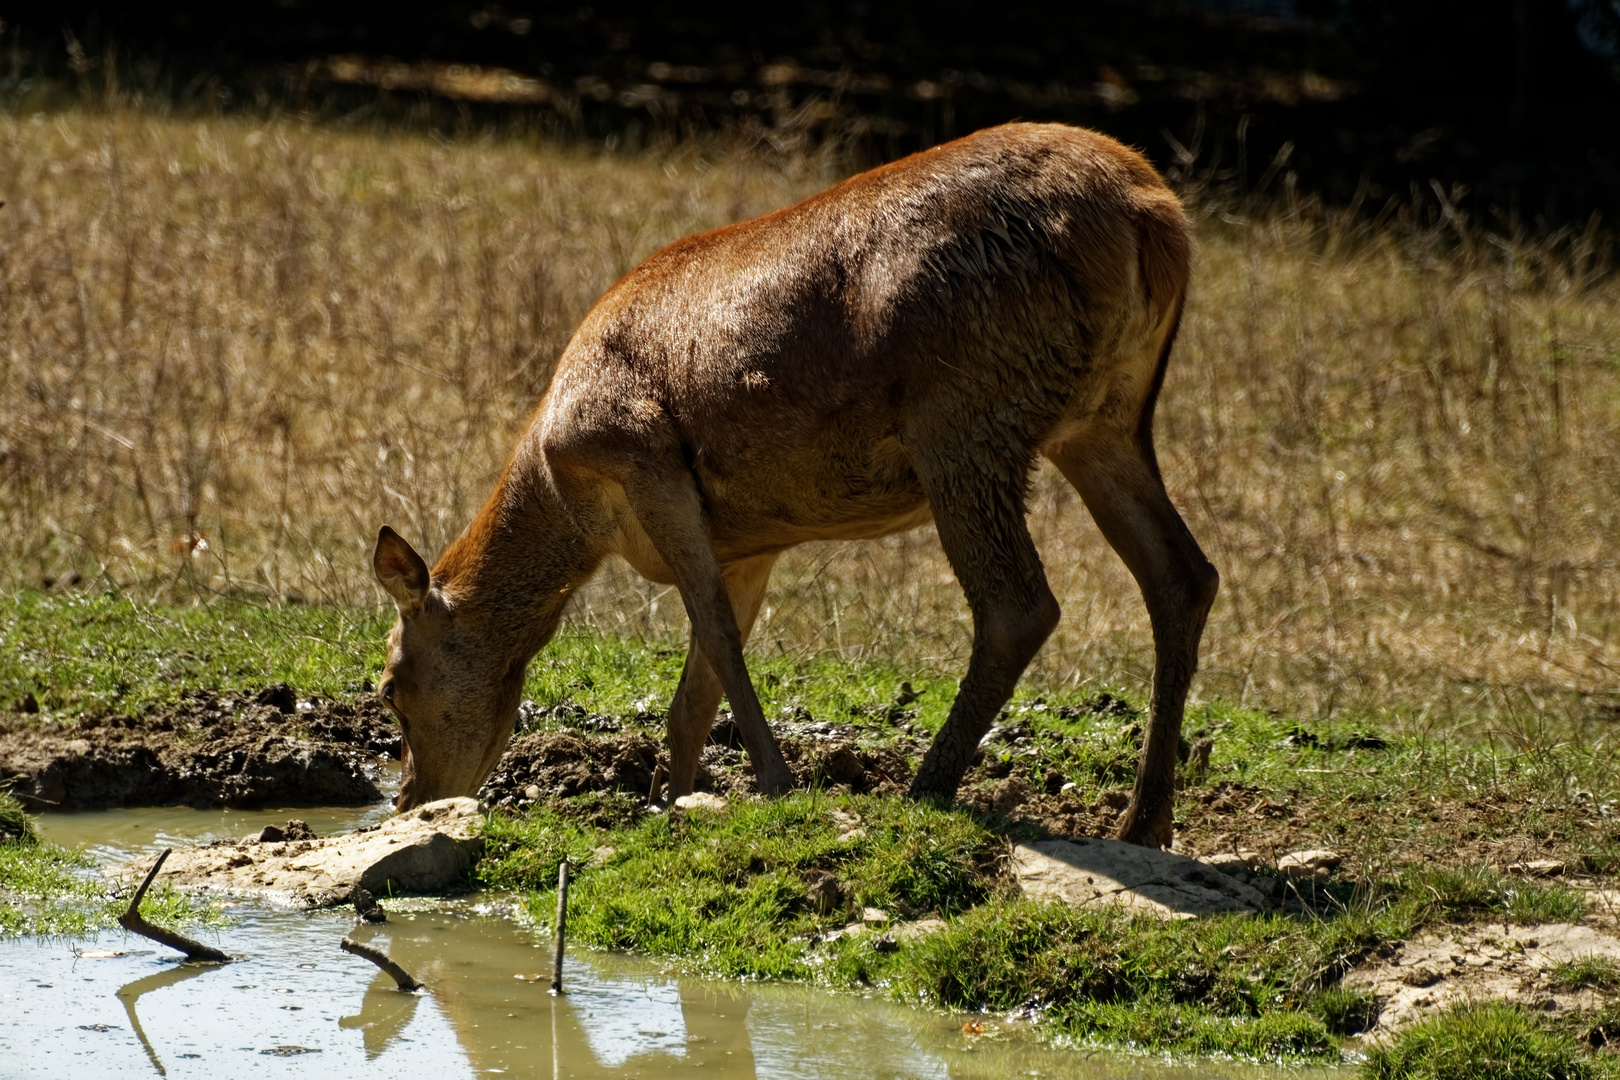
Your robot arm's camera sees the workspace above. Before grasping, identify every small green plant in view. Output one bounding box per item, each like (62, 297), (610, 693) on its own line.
(1308, 985), (1382, 1035)
(0, 793), (218, 937)
(1549, 954), (1620, 993)
(0, 790), (37, 845)
(1361, 1002), (1604, 1080)
(1402, 864), (1589, 924)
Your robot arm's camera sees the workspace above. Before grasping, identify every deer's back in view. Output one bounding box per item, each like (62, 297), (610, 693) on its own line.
(541, 122), (1188, 555)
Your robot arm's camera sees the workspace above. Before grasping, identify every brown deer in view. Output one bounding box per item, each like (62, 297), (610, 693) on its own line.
(371, 121), (1217, 847)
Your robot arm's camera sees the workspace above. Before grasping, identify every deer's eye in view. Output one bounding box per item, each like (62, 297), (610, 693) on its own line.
(380, 680), (396, 702)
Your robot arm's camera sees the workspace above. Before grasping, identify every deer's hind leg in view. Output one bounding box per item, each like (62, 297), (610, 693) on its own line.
(1044, 431), (1218, 849)
(664, 553), (778, 800)
(908, 446), (1062, 802)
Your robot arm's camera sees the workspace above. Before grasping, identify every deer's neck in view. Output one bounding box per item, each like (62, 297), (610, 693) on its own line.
(432, 453), (603, 662)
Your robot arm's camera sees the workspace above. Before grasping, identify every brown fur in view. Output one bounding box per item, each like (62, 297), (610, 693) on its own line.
(372, 122), (1217, 847)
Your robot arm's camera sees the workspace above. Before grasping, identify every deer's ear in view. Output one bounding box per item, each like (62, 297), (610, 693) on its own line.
(373, 525), (430, 616)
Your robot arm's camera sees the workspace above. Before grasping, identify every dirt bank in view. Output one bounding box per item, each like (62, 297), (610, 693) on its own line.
(476, 713), (918, 813)
(0, 684), (398, 810)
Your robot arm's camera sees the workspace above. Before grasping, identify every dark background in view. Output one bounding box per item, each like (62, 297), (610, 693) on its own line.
(5, 1), (1620, 229)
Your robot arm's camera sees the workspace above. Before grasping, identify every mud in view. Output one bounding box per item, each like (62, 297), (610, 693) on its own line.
(0, 684), (398, 810)
(7, 683), (1614, 895)
(476, 713), (920, 813)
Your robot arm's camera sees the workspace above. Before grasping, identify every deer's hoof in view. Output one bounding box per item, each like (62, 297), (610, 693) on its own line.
(1114, 805), (1174, 849)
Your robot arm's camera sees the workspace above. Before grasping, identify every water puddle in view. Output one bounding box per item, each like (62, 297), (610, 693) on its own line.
(7, 803), (1345, 1079)
(34, 766), (401, 863)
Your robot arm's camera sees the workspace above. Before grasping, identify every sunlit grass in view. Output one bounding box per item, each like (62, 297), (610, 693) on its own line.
(1361, 1001), (1614, 1080)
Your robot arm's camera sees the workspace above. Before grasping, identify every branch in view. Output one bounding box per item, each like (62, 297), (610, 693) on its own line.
(341, 937), (423, 991)
(118, 848), (230, 963)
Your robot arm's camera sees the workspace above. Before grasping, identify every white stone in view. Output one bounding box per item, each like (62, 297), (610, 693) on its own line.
(113, 797), (483, 905)
(1011, 838), (1267, 919)
(1202, 850), (1264, 872)
(672, 792), (728, 813)
(892, 917), (948, 942)
(1510, 859), (1565, 878)
(1276, 849), (1343, 878)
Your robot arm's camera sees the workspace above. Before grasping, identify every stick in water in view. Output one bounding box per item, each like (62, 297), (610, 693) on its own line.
(550, 858), (570, 994)
(119, 848), (230, 963)
(340, 937), (423, 991)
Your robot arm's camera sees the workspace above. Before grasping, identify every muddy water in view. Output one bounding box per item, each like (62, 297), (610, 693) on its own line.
(6, 803), (1345, 1079)
(33, 764), (402, 862)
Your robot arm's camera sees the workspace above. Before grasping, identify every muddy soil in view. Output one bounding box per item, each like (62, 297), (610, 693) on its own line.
(0, 684), (398, 810)
(476, 713), (919, 813)
(7, 684), (1613, 889)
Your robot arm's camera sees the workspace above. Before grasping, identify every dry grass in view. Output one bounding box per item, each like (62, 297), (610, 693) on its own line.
(3, 106), (1618, 729)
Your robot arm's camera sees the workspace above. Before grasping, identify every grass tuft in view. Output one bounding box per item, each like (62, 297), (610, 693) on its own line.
(0, 789), (37, 845)
(1548, 955), (1620, 993)
(479, 793), (999, 980)
(0, 800), (219, 938)
(1361, 1001), (1610, 1080)
(1402, 865), (1590, 924)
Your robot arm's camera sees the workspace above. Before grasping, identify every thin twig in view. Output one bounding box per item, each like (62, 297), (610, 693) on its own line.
(341, 936), (423, 991)
(118, 848), (230, 963)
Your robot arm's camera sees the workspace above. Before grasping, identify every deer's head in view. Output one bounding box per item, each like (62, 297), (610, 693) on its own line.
(371, 526), (524, 811)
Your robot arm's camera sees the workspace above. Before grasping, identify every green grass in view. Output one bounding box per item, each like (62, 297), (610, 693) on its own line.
(479, 790), (1601, 1063)
(481, 792), (998, 980)
(0, 590), (390, 717)
(0, 789), (36, 844)
(1400, 864), (1591, 924)
(1361, 1002), (1615, 1080)
(1549, 955), (1620, 993)
(0, 590), (966, 735)
(0, 799), (219, 939)
(484, 794), (1347, 1059)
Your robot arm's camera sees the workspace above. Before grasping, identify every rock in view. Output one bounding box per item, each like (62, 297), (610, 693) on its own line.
(1277, 849), (1343, 879)
(861, 907), (890, 923)
(259, 819), (317, 844)
(1202, 850), (1264, 873)
(1010, 838), (1268, 919)
(1401, 965), (1444, 988)
(892, 917), (948, 942)
(805, 870), (845, 915)
(115, 797), (483, 905)
(673, 792), (728, 813)
(1511, 859), (1565, 878)
(351, 886), (387, 923)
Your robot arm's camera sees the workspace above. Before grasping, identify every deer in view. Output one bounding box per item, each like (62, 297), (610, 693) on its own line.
(371, 121), (1218, 848)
